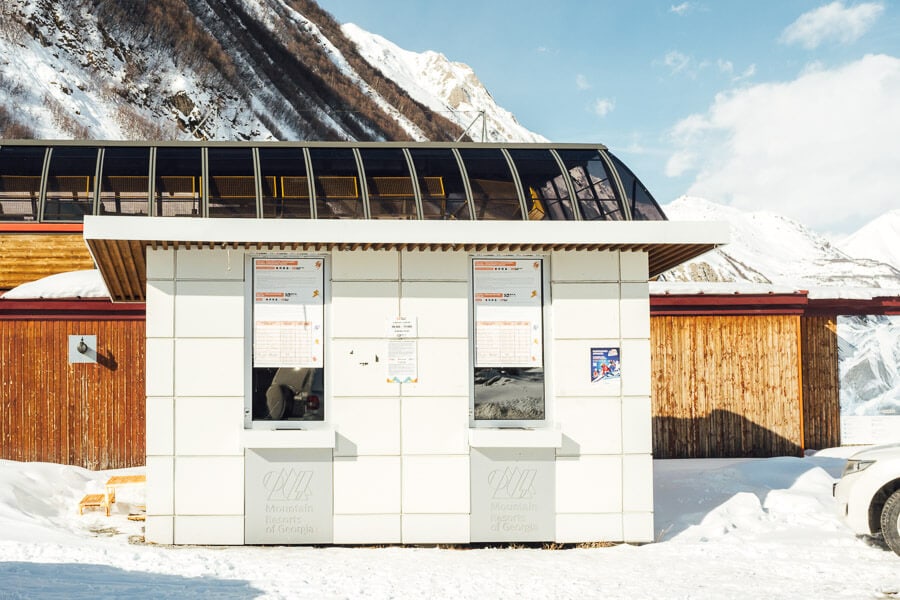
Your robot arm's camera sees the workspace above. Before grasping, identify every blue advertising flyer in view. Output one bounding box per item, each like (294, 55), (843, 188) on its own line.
(591, 347), (621, 383)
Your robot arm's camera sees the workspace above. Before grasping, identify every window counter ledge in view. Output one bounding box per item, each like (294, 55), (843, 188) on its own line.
(468, 428), (562, 449)
(241, 428), (336, 449)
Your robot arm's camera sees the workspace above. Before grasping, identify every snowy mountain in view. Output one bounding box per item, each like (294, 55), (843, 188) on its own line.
(657, 196), (900, 293)
(341, 23), (547, 144)
(838, 210), (900, 272)
(0, 0), (543, 143)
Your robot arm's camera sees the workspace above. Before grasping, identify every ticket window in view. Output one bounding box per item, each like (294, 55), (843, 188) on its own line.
(245, 256), (327, 428)
(471, 257), (548, 427)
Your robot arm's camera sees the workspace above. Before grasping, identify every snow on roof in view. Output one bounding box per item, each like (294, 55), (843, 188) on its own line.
(649, 281), (804, 296)
(649, 281), (900, 300)
(1, 270), (109, 300)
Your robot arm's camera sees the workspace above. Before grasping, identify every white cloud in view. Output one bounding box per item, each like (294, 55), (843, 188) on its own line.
(781, 2), (884, 49)
(670, 2), (693, 15)
(592, 98), (615, 117)
(666, 54), (900, 233)
(735, 64), (756, 81)
(663, 50), (691, 74)
(717, 59), (734, 75)
(665, 150), (698, 177)
(575, 74), (591, 90)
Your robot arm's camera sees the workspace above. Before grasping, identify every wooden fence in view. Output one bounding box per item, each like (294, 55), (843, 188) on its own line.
(0, 307), (145, 469)
(651, 314), (806, 458)
(800, 315), (841, 451)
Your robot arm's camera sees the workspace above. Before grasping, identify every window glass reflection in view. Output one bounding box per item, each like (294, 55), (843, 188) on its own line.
(0, 146), (45, 221)
(99, 147), (150, 216)
(309, 148), (362, 219)
(407, 148), (470, 220)
(43, 147), (98, 221)
(555, 149), (624, 221)
(359, 148), (418, 219)
(155, 147), (201, 217)
(606, 152), (667, 221)
(507, 149), (574, 220)
(208, 148), (257, 218)
(259, 148), (311, 218)
(458, 148), (522, 220)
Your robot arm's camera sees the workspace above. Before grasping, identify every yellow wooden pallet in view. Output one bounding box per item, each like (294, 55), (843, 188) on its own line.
(78, 493), (110, 516)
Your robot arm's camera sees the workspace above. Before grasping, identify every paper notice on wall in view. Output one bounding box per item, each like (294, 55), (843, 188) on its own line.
(253, 258), (324, 367)
(473, 259), (543, 368)
(387, 339), (418, 383)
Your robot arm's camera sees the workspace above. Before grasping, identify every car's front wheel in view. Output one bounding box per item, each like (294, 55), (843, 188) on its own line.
(881, 489), (900, 557)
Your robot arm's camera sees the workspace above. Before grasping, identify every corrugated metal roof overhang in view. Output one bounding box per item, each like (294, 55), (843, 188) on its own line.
(83, 216), (729, 302)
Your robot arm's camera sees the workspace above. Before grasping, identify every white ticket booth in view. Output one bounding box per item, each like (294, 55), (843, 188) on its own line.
(85, 216), (726, 546)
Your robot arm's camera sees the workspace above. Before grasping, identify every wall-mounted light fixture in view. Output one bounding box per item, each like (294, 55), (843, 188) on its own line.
(69, 334), (97, 364)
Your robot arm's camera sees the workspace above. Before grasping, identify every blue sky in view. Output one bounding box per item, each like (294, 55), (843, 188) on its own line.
(316, 1), (900, 235)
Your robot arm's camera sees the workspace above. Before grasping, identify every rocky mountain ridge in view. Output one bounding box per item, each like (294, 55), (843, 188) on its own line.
(0, 0), (543, 143)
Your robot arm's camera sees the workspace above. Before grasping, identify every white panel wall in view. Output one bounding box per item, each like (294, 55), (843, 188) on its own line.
(145, 248), (175, 544)
(147, 247), (655, 546)
(330, 396), (400, 457)
(550, 251), (654, 544)
(330, 252), (403, 543)
(145, 247), (246, 545)
(399, 253), (471, 543)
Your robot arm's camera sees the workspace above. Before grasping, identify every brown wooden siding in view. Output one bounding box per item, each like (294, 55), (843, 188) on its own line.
(0, 318), (144, 469)
(651, 314), (804, 458)
(0, 234), (94, 290)
(801, 315), (841, 451)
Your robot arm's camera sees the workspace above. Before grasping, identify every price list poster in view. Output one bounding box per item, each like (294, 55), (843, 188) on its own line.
(473, 259), (543, 368)
(252, 258), (324, 368)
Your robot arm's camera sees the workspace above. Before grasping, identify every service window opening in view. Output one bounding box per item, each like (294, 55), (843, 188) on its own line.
(472, 258), (546, 423)
(249, 257), (325, 424)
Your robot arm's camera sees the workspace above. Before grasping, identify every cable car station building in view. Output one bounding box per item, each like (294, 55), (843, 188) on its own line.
(1, 141), (727, 546)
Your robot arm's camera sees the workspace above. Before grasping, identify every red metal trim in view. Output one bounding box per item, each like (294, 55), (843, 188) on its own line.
(0, 299), (145, 320)
(651, 308), (807, 316)
(651, 292), (900, 316)
(0, 223), (84, 233)
(650, 293), (809, 316)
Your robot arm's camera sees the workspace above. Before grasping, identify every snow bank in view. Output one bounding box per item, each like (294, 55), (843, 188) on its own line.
(1, 270), (109, 300)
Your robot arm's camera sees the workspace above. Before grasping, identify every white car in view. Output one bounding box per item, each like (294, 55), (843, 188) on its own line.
(833, 442), (900, 556)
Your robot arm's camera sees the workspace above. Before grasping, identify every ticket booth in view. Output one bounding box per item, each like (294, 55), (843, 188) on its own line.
(80, 141), (727, 546)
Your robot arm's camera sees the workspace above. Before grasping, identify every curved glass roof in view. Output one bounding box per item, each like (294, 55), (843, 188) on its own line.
(0, 141), (666, 223)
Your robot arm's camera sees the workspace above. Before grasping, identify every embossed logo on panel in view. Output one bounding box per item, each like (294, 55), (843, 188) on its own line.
(263, 468), (313, 502)
(488, 467), (537, 500)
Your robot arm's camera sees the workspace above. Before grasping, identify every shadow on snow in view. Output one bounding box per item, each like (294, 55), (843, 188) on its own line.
(0, 561), (262, 599)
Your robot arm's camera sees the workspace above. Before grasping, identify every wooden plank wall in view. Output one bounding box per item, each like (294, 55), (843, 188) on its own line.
(0, 234), (94, 290)
(801, 315), (841, 450)
(651, 314), (804, 458)
(0, 319), (145, 469)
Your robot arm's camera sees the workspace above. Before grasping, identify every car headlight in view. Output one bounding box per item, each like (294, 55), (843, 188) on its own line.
(842, 459), (875, 476)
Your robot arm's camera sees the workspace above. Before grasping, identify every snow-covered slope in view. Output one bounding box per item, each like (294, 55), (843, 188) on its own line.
(0, 0), (466, 141)
(838, 209), (900, 272)
(342, 23), (547, 143)
(0, 1), (545, 143)
(658, 196), (900, 292)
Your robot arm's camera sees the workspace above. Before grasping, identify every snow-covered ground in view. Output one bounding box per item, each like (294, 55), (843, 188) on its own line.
(1, 450), (897, 599)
